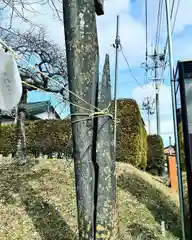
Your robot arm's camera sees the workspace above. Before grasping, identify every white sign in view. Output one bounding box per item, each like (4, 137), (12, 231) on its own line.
(0, 51), (22, 110)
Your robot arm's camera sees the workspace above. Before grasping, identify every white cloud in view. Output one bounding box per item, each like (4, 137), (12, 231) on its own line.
(172, 0), (192, 33)
(132, 82), (175, 143)
(2, 0), (192, 71)
(3, 0), (147, 70)
(150, 118), (174, 147)
(97, 0), (146, 69)
(132, 82), (172, 115)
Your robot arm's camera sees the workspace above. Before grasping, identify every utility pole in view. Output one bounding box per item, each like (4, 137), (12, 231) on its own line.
(113, 15), (120, 160)
(169, 136), (173, 155)
(142, 96), (155, 134)
(112, 15), (120, 237)
(165, 0), (186, 238)
(154, 49), (160, 135)
(169, 136), (172, 146)
(148, 49), (164, 136)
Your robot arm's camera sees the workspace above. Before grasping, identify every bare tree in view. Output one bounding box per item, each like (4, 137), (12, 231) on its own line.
(0, 0), (106, 30)
(1, 28), (67, 87)
(0, 28), (68, 163)
(0, 0), (63, 29)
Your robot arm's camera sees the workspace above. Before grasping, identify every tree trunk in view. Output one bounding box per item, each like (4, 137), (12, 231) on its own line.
(15, 87), (27, 165)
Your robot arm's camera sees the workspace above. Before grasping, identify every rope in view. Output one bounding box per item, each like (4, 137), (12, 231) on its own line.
(0, 39), (114, 121)
(71, 103), (114, 124)
(0, 39), (105, 114)
(21, 81), (94, 114)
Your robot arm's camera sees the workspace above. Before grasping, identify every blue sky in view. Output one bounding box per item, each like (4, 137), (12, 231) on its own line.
(9, 0), (192, 147)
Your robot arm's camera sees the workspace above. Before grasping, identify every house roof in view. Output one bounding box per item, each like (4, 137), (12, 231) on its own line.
(26, 101), (51, 115)
(164, 145), (175, 150)
(1, 101), (60, 119)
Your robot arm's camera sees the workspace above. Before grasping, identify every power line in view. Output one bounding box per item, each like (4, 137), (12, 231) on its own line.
(145, 0), (148, 64)
(164, 0), (180, 59)
(144, 0), (149, 85)
(120, 47), (144, 88)
(155, 0), (163, 52)
(172, 0), (180, 32)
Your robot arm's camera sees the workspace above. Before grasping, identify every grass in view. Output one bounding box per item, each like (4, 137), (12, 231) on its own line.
(0, 158), (183, 240)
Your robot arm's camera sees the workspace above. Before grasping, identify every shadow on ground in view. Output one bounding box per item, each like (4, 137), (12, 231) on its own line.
(128, 223), (160, 240)
(118, 172), (182, 239)
(0, 161), (76, 240)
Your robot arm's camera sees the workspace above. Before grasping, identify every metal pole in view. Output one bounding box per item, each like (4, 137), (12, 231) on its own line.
(156, 88), (160, 135)
(148, 108), (150, 134)
(169, 136), (172, 146)
(155, 88), (160, 135)
(145, 0), (148, 83)
(165, 0), (186, 238)
(114, 15), (120, 157)
(154, 55), (160, 135)
(169, 136), (172, 155)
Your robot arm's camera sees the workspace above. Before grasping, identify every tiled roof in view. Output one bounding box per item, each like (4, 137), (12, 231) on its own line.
(1, 101), (60, 119)
(25, 101), (51, 115)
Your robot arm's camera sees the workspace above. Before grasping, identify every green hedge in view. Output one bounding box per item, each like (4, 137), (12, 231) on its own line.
(0, 124), (17, 156)
(0, 119), (71, 156)
(178, 122), (186, 171)
(139, 126), (148, 170)
(111, 99), (147, 169)
(0, 99), (148, 170)
(146, 135), (165, 176)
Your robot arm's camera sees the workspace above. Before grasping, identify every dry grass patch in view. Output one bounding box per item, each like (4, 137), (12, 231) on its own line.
(0, 159), (183, 239)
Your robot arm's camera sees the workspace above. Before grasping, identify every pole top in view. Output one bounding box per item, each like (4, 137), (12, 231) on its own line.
(95, 0), (104, 15)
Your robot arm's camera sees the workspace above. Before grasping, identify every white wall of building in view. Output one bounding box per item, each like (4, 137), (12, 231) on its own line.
(35, 111), (57, 120)
(1, 120), (14, 125)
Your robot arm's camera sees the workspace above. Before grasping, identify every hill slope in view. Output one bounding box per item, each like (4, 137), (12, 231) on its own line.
(0, 158), (181, 240)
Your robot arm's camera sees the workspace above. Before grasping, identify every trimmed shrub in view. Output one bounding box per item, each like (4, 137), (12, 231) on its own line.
(0, 99), (147, 170)
(111, 99), (147, 169)
(139, 126), (148, 170)
(147, 135), (165, 176)
(178, 122), (186, 171)
(0, 119), (71, 156)
(0, 124), (17, 156)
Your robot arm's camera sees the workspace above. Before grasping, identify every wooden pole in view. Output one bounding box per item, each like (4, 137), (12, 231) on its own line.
(63, 1), (103, 239)
(96, 54), (116, 239)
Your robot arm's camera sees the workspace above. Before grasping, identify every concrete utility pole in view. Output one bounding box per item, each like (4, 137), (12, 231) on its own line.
(165, 0), (186, 238)
(142, 96), (155, 134)
(154, 50), (160, 135)
(148, 49), (165, 136)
